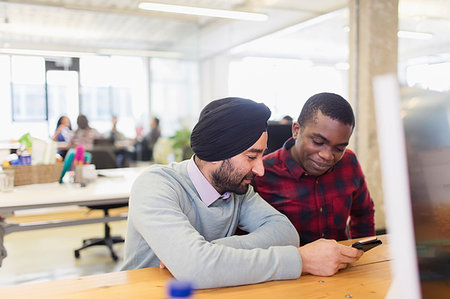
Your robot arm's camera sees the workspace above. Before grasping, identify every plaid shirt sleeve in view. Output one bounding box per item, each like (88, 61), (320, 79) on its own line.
(253, 139), (375, 245)
(346, 152), (376, 239)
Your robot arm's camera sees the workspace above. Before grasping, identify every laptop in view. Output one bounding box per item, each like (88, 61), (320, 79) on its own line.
(373, 74), (450, 299)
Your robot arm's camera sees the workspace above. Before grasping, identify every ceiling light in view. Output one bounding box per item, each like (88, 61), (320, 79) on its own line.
(97, 48), (182, 58)
(138, 2), (268, 21)
(397, 30), (433, 40)
(343, 28), (433, 40)
(0, 48), (95, 57)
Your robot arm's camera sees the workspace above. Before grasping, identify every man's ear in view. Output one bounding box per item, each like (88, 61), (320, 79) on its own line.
(292, 122), (301, 140)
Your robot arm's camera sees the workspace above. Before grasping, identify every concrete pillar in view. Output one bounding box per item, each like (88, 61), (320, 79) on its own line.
(349, 0), (398, 231)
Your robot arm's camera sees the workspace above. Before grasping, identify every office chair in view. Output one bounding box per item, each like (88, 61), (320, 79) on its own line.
(74, 148), (127, 262)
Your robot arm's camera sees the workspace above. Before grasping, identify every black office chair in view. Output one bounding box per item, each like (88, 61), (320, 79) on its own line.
(74, 148), (127, 261)
(74, 203), (127, 261)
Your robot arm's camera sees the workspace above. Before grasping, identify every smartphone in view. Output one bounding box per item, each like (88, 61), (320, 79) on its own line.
(351, 236), (382, 252)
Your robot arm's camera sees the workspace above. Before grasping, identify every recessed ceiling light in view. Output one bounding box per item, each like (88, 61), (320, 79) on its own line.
(138, 2), (268, 21)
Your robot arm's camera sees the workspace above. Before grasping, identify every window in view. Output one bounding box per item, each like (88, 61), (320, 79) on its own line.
(229, 57), (347, 121)
(406, 62), (450, 92)
(46, 70), (79, 133)
(80, 56), (112, 120)
(11, 56), (46, 121)
(150, 58), (199, 137)
(79, 56), (148, 136)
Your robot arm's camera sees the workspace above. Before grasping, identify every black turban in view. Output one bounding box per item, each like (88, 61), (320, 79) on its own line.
(191, 97), (271, 162)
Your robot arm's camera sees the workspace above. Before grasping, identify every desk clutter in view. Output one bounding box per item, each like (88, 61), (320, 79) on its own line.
(1, 133), (62, 188)
(1, 134), (97, 189)
(3, 163), (64, 186)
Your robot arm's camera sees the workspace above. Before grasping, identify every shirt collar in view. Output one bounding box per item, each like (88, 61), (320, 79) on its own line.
(187, 156), (231, 207)
(281, 137), (335, 179)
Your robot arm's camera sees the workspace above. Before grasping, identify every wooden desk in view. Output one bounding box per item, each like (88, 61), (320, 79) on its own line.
(0, 235), (391, 298)
(0, 167), (147, 264)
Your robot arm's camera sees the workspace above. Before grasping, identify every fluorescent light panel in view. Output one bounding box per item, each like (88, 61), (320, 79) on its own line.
(0, 48), (95, 57)
(343, 27), (433, 40)
(0, 48), (181, 58)
(97, 48), (182, 58)
(138, 2), (268, 21)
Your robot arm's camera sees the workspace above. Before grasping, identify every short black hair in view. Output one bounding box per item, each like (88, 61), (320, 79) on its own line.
(298, 92), (355, 129)
(281, 115), (293, 122)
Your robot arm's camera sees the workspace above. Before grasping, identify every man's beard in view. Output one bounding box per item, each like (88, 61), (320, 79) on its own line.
(211, 159), (255, 195)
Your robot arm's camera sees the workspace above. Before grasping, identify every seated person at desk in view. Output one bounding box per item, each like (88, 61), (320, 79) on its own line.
(122, 97), (363, 289)
(71, 114), (100, 150)
(135, 117), (161, 161)
(51, 115), (73, 159)
(253, 93), (375, 245)
(107, 115), (131, 167)
(108, 115), (125, 142)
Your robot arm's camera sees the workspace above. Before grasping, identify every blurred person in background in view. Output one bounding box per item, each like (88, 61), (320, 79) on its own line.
(279, 115), (293, 125)
(71, 114), (100, 150)
(52, 115), (73, 159)
(135, 117), (161, 161)
(107, 115), (132, 167)
(108, 115), (125, 143)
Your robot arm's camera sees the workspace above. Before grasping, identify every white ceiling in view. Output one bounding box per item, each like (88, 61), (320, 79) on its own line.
(0, 0), (449, 63)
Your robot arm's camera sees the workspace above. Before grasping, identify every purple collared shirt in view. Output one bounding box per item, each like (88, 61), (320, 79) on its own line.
(187, 157), (231, 207)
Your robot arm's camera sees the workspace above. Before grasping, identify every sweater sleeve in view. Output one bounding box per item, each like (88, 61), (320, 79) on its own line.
(129, 170), (301, 289)
(212, 186), (300, 250)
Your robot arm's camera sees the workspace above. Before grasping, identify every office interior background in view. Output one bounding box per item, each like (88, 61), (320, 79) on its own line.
(0, 0), (449, 286)
(1, 0), (449, 140)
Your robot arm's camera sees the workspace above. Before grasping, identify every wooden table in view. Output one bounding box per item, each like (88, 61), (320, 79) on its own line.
(0, 235), (391, 298)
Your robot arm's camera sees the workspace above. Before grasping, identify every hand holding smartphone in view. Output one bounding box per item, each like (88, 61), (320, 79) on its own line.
(351, 236), (382, 252)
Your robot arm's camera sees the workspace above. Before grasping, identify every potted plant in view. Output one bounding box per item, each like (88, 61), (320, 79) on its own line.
(171, 128), (194, 161)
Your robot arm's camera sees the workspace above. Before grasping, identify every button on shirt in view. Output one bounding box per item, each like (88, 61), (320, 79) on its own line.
(253, 138), (375, 245)
(187, 157), (231, 206)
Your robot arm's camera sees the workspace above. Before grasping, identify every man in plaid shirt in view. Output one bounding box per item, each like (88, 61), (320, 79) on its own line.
(253, 93), (375, 245)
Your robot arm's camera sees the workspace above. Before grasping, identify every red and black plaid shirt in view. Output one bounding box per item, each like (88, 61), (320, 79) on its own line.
(253, 138), (375, 245)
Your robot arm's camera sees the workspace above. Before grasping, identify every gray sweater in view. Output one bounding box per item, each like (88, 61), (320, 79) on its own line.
(121, 160), (302, 288)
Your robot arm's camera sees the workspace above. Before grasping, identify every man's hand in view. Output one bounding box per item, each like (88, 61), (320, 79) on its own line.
(298, 238), (363, 276)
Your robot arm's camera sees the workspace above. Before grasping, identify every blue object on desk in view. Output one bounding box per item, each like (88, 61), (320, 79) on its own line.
(84, 152), (92, 164)
(59, 151), (74, 183)
(59, 150), (93, 183)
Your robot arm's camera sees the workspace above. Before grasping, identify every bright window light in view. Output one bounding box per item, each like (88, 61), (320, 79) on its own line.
(398, 30), (433, 40)
(407, 62), (450, 91)
(229, 57), (346, 121)
(138, 2), (268, 21)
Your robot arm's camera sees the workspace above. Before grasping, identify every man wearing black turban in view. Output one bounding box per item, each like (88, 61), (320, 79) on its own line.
(190, 97), (271, 194)
(122, 97), (363, 289)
